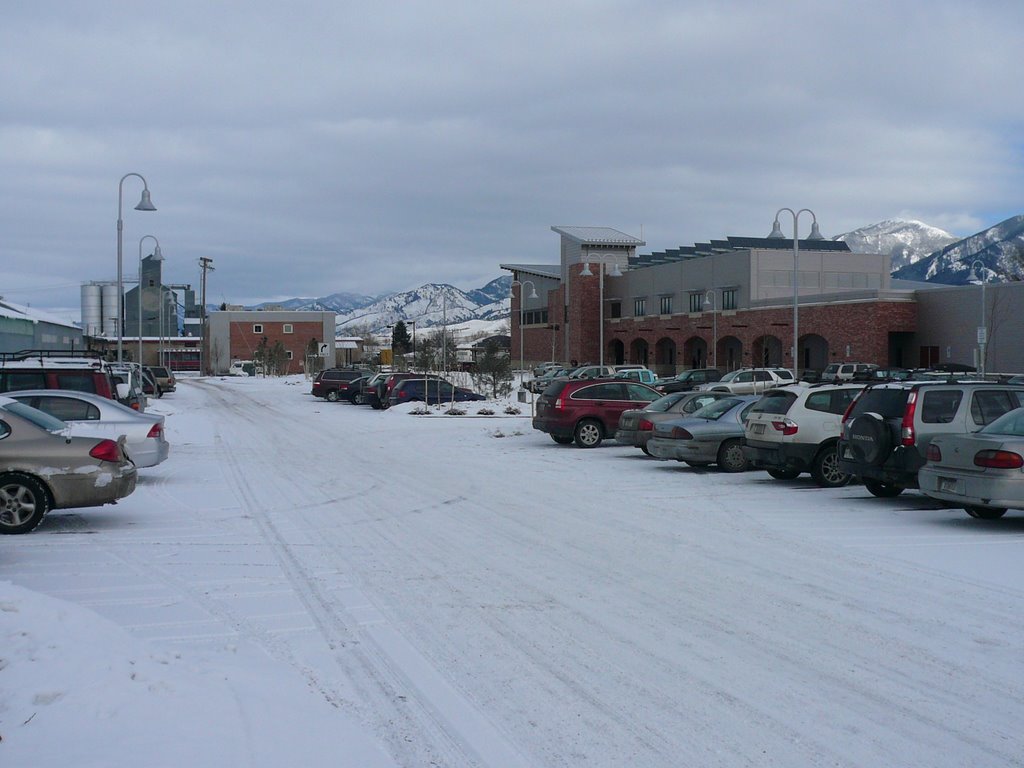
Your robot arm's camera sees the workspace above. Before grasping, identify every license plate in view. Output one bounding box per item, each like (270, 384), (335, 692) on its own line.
(939, 478), (959, 494)
(752, 423), (765, 435)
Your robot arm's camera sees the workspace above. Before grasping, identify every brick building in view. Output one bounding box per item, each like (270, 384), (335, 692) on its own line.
(503, 226), (926, 376)
(206, 310), (335, 375)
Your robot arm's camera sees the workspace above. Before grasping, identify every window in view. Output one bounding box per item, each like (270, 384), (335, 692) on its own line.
(920, 390), (963, 424)
(285, 350), (293, 360)
(970, 390), (1021, 426)
(689, 293), (704, 313)
(722, 289), (737, 310)
(609, 302), (621, 319)
(55, 373), (97, 394)
(659, 296), (673, 315)
(283, 324), (293, 334)
(35, 396), (101, 421)
(1, 372), (47, 391)
(634, 298), (646, 317)
(253, 324), (263, 334)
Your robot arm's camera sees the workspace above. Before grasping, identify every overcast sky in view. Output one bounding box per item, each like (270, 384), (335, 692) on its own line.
(2, 0), (1022, 314)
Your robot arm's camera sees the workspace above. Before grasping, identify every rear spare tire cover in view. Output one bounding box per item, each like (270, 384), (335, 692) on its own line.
(847, 412), (890, 466)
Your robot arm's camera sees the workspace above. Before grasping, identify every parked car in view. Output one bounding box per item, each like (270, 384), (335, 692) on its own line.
(527, 367), (570, 393)
(109, 368), (148, 412)
(0, 350), (127, 404)
(655, 368), (723, 394)
(568, 365), (617, 380)
(533, 378), (661, 448)
(140, 366), (162, 398)
(918, 407), (1024, 519)
(646, 396), (759, 471)
(821, 362), (878, 382)
(615, 390), (735, 454)
(612, 368), (657, 386)
(837, 380), (1024, 497)
(0, 395), (138, 534)
(147, 365), (176, 393)
(355, 373), (389, 407)
(388, 379), (486, 407)
(696, 367), (794, 394)
(378, 372), (446, 409)
(532, 362), (563, 378)
(743, 383), (864, 487)
(228, 360), (253, 376)
(311, 368), (366, 401)
(8, 390), (169, 468)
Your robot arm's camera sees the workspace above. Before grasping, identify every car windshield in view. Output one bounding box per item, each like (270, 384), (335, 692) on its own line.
(1, 400), (69, 433)
(645, 393), (688, 412)
(691, 398), (741, 420)
(982, 408), (1024, 437)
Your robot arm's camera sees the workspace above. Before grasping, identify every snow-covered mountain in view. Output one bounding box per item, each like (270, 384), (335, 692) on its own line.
(252, 291), (377, 314)
(891, 214), (1024, 285)
(833, 219), (958, 271)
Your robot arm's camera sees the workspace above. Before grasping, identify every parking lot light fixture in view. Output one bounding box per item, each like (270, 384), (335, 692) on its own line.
(117, 173), (156, 363)
(768, 208), (823, 381)
(968, 259), (987, 375)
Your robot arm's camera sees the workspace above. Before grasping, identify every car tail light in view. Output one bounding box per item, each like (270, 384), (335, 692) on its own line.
(147, 423), (163, 439)
(89, 439), (122, 463)
(926, 443), (941, 462)
(771, 419), (798, 436)
(638, 418), (654, 431)
(130, 401), (140, 411)
(554, 396), (565, 410)
(840, 391), (862, 424)
(974, 450), (1024, 469)
(901, 391), (918, 446)
(669, 427), (693, 440)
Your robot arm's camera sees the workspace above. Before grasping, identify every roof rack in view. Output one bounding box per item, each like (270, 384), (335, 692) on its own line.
(0, 348), (105, 363)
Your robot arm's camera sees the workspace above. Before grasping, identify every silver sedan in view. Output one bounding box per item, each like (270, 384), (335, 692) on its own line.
(919, 407), (1024, 519)
(0, 396), (137, 534)
(646, 396), (759, 471)
(8, 389), (169, 468)
(615, 391), (735, 454)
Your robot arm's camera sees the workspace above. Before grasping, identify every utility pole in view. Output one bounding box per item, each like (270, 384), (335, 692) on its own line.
(199, 257), (215, 374)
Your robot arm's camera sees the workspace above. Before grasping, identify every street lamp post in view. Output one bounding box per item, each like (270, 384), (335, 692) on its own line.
(580, 253), (623, 368)
(968, 260), (988, 375)
(510, 279), (539, 376)
(768, 208), (824, 381)
(116, 173), (156, 362)
(137, 235), (163, 366)
(702, 289), (718, 369)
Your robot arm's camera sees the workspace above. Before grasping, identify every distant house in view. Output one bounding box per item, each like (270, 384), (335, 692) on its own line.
(0, 299), (83, 355)
(455, 334), (511, 369)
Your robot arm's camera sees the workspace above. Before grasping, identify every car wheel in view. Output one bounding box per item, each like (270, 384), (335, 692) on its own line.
(640, 444), (652, 456)
(965, 505), (1007, 519)
(551, 435), (573, 445)
(716, 439), (748, 472)
(353, 393), (363, 405)
(326, 390), (340, 402)
(811, 444), (851, 488)
(864, 479), (903, 498)
(766, 468), (801, 480)
(573, 419), (603, 449)
(0, 473), (50, 535)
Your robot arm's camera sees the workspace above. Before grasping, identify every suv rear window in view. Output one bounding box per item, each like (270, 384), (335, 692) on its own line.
(919, 390), (963, 424)
(0, 372), (47, 391)
(750, 390), (796, 415)
(849, 388), (909, 419)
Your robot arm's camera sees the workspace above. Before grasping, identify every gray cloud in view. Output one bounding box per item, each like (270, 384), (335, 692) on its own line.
(2, 0), (1022, 313)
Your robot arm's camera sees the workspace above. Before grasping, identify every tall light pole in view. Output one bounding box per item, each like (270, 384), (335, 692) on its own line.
(702, 289), (718, 369)
(117, 173), (156, 362)
(768, 208), (824, 381)
(137, 235), (163, 366)
(580, 253), (623, 368)
(968, 259), (988, 375)
(510, 279), (539, 375)
(409, 320), (417, 371)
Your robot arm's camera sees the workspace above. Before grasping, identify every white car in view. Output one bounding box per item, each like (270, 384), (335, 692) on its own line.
(8, 390), (170, 468)
(697, 368), (794, 395)
(228, 360), (253, 376)
(743, 383), (863, 487)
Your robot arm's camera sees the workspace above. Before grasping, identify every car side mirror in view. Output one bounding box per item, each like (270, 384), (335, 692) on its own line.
(116, 382), (131, 400)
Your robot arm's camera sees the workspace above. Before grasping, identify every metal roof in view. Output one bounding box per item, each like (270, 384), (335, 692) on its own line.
(499, 263), (561, 279)
(550, 226), (645, 246)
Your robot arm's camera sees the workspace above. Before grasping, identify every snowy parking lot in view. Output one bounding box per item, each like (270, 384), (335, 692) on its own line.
(4, 374), (1024, 767)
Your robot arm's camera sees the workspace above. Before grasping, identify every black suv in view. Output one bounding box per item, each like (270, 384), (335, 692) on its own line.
(656, 368), (723, 394)
(837, 380), (1024, 497)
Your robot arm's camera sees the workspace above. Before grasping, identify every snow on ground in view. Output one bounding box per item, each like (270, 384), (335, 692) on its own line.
(3, 374), (1024, 767)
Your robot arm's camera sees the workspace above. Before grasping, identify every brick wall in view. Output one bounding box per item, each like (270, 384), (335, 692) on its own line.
(229, 320), (324, 374)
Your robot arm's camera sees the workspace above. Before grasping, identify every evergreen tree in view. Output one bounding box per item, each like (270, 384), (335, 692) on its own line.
(472, 339), (513, 398)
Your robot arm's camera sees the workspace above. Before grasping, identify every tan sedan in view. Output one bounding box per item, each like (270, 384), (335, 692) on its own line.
(0, 396), (137, 534)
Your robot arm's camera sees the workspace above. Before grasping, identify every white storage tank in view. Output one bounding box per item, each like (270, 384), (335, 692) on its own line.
(101, 282), (120, 337)
(81, 283), (103, 336)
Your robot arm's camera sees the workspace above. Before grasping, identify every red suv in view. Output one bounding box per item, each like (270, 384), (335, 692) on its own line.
(533, 378), (660, 447)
